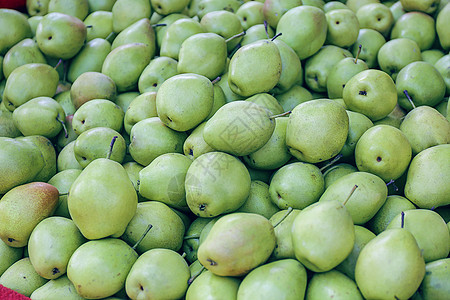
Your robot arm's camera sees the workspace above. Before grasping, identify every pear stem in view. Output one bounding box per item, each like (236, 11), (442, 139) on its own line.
(225, 31), (246, 43)
(183, 234), (200, 240)
(319, 154), (343, 172)
(105, 32), (116, 44)
(264, 20), (270, 39)
(86, 25), (93, 28)
(354, 44), (362, 64)
(342, 185), (358, 206)
(106, 136), (118, 160)
(56, 116), (68, 138)
(132, 224), (153, 250)
(273, 207), (294, 228)
(386, 179), (399, 192)
(211, 76), (221, 84)
(269, 110), (291, 119)
(152, 23), (167, 27)
(188, 265), (205, 285)
(403, 90), (416, 109)
(54, 59), (63, 70)
(400, 211), (405, 228)
(271, 33), (282, 42)
(181, 252), (187, 258)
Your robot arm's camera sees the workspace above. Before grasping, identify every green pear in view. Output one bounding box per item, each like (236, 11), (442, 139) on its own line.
(56, 141), (83, 172)
(286, 99), (349, 163)
(186, 270), (240, 300)
(355, 228), (426, 299)
(123, 92), (157, 134)
(436, 3), (450, 51)
(391, 12), (435, 51)
(48, 0), (89, 20)
(17, 135), (56, 182)
(339, 110), (373, 159)
(68, 157), (137, 239)
(3, 63), (59, 112)
(350, 28), (386, 68)
(111, 18), (156, 59)
(366, 195), (416, 234)
(304, 45), (353, 93)
(54, 91), (76, 116)
(70, 71), (116, 109)
(291, 200), (355, 272)
(84, 11), (113, 42)
(355, 125), (412, 181)
(125, 248), (190, 300)
(2, 38), (47, 79)
(196, 0), (242, 19)
(113, 91), (139, 112)
(323, 163), (357, 189)
(67, 38), (111, 83)
(150, 0), (189, 15)
(154, 13), (189, 49)
(243, 117), (291, 170)
(335, 225), (376, 280)
(0, 258), (48, 297)
(102, 43), (152, 92)
(390, 1), (406, 21)
(28, 217), (86, 279)
(156, 73), (214, 132)
(435, 54), (450, 96)
(396, 62), (446, 110)
(324, 1), (350, 12)
(400, 106), (450, 155)
(377, 38), (422, 80)
(183, 121), (215, 160)
(49, 113), (76, 150)
(122, 162), (144, 197)
(205, 84), (227, 120)
(0, 239), (23, 276)
(72, 99), (124, 134)
(356, 3), (394, 37)
(160, 18), (205, 60)
(319, 172), (387, 225)
(111, 0), (151, 33)
(0, 108), (21, 137)
(263, 0), (302, 28)
(138, 153), (192, 210)
(138, 56), (178, 93)
(200, 10), (243, 53)
(198, 217), (221, 246)
(0, 9), (32, 55)
(185, 151), (251, 217)
(373, 103), (406, 128)
(400, 0), (440, 14)
(36, 12), (87, 60)
(30, 275), (85, 300)
(271, 39), (303, 94)
(28, 15), (43, 36)
(236, 1), (264, 30)
(268, 208), (301, 260)
(275, 85), (313, 112)
(214, 71), (245, 103)
(182, 217), (211, 263)
(327, 57), (369, 99)
(417, 258), (450, 299)
(88, 0), (116, 12)
(47, 169), (82, 218)
(236, 180), (280, 219)
(387, 209), (450, 262)
(240, 23), (274, 46)
(0, 182), (59, 247)
(325, 9), (360, 48)
(245, 93), (284, 115)
(269, 162), (324, 210)
(67, 238), (138, 299)
(237, 259), (307, 299)
(276, 5), (327, 60)
(228, 39), (282, 97)
(198, 212), (276, 276)
(306, 269), (363, 300)
(128, 117), (187, 166)
(27, 0), (51, 16)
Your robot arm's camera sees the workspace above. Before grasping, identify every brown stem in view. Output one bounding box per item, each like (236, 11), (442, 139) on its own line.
(225, 31), (246, 43)
(269, 110), (291, 119)
(342, 185), (358, 206)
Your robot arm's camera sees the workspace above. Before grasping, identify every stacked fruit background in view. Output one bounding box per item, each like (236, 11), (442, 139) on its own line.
(0, 0), (449, 299)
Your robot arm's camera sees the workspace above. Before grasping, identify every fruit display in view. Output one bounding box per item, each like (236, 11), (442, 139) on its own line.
(0, 0), (450, 299)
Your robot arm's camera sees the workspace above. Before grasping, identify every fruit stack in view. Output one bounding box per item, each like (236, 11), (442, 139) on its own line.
(0, 0), (449, 299)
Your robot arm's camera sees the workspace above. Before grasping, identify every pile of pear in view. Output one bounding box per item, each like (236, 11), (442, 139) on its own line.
(0, 0), (450, 299)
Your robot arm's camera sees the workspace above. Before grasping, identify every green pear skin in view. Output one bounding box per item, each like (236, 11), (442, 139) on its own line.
(186, 270), (240, 300)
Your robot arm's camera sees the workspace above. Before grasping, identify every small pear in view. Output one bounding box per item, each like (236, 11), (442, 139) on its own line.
(56, 141), (83, 172)
(2, 38), (47, 79)
(29, 275), (85, 300)
(111, 0), (152, 33)
(84, 11), (113, 42)
(183, 121), (215, 160)
(269, 208), (301, 260)
(186, 270), (240, 300)
(236, 180), (280, 219)
(138, 56), (178, 93)
(323, 163), (358, 189)
(47, 169), (82, 218)
(181, 217), (211, 263)
(123, 92), (157, 135)
(306, 269), (363, 300)
(69, 71), (116, 109)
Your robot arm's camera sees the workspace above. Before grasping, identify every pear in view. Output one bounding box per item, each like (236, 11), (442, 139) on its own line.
(366, 195), (416, 234)
(263, 0), (302, 28)
(111, 0), (152, 33)
(138, 153), (192, 210)
(27, 0), (50, 16)
(183, 121), (215, 160)
(124, 92), (157, 135)
(0, 182), (59, 247)
(154, 13), (189, 48)
(434, 54), (450, 96)
(84, 11), (113, 42)
(0, 258), (48, 297)
(182, 217), (211, 263)
(47, 169), (82, 218)
(351, 28), (386, 69)
(240, 23), (274, 47)
(68, 157), (138, 240)
(67, 238), (138, 299)
(198, 217), (220, 246)
(122, 162), (144, 198)
(156, 73), (214, 132)
(28, 217), (86, 279)
(197, 212), (276, 276)
(185, 151), (251, 217)
(0, 239), (23, 276)
(286, 99), (349, 163)
(269, 162), (324, 210)
(121, 201), (185, 253)
(56, 141), (83, 172)
(306, 269), (363, 300)
(323, 163), (358, 189)
(138, 56), (178, 93)
(102, 43), (152, 92)
(47, 0), (89, 20)
(391, 12), (435, 51)
(30, 275), (85, 300)
(325, 8), (360, 48)
(54, 91), (76, 117)
(401, 0), (440, 14)
(237, 259), (307, 300)
(339, 111), (373, 159)
(276, 5), (327, 60)
(196, 0), (242, 19)
(246, 93), (284, 116)
(356, 3), (394, 37)
(2, 38), (47, 79)
(67, 38), (111, 83)
(203, 101), (276, 156)
(72, 99), (124, 135)
(111, 18), (156, 59)
(327, 56), (369, 100)
(417, 258), (450, 299)
(69, 71), (116, 109)
(125, 248), (190, 300)
(0, 106), (21, 137)
(335, 225), (376, 280)
(355, 228), (426, 299)
(3, 63), (59, 111)
(186, 270), (240, 300)
(236, 180), (280, 219)
(386, 209), (450, 262)
(275, 85), (313, 112)
(0, 9), (32, 55)
(268, 208), (301, 260)
(151, 0), (190, 15)
(227, 39), (282, 97)
(436, 3), (450, 51)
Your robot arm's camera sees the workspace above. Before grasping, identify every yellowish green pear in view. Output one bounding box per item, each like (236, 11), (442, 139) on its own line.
(29, 275), (85, 300)
(0, 9), (33, 55)
(186, 270), (240, 300)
